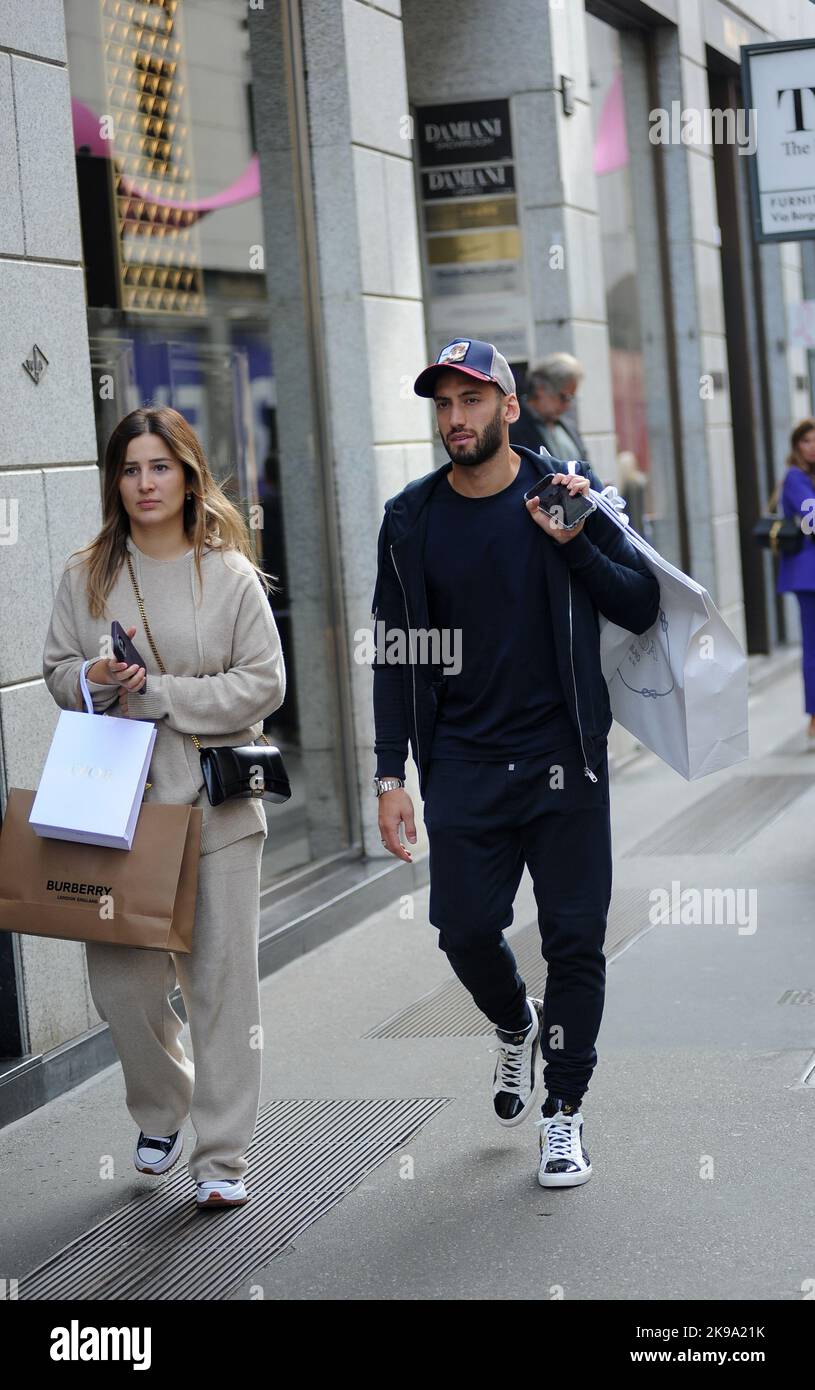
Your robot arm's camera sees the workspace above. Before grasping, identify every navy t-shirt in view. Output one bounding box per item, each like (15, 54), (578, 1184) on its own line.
(424, 454), (580, 761)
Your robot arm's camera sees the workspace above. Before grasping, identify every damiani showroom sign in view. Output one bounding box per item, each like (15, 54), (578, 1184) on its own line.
(414, 98), (530, 362)
(742, 38), (815, 242)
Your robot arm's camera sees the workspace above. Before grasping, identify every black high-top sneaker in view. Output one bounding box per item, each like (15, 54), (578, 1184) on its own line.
(490, 996), (544, 1127)
(134, 1130), (183, 1175)
(536, 1094), (592, 1187)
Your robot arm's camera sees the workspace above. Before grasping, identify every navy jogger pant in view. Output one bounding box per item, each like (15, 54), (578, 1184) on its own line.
(796, 591), (815, 715)
(422, 744), (613, 1105)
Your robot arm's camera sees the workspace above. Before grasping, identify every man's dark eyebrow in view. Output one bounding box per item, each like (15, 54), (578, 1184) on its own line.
(434, 386), (485, 402)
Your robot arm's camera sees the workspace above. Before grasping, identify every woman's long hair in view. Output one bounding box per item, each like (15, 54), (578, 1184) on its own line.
(71, 406), (278, 619)
(787, 417), (815, 478)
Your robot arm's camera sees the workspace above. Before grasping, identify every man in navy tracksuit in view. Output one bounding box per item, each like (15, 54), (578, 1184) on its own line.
(371, 338), (660, 1188)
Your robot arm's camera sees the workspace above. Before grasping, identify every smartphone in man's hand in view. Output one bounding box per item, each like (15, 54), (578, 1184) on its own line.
(524, 473), (597, 531)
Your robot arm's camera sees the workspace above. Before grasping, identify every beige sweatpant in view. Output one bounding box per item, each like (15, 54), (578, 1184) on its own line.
(85, 830), (265, 1184)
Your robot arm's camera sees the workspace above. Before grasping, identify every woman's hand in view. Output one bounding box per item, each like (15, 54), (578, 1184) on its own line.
(525, 471), (590, 544)
(85, 627), (146, 712)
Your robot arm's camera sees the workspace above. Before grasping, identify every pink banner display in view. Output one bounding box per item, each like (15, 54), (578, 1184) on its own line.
(72, 99), (261, 221)
(593, 71), (629, 177)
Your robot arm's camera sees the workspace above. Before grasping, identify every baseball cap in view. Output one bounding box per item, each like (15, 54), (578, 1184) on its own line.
(414, 338), (516, 398)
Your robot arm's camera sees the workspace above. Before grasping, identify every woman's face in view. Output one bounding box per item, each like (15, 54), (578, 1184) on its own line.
(798, 429), (815, 465)
(119, 432), (187, 529)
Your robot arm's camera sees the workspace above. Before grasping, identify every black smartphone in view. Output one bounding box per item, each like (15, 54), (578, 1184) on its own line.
(523, 472), (597, 530)
(111, 622), (147, 693)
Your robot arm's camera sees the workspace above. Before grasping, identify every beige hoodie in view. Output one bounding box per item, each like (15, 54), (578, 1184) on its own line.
(42, 534), (287, 856)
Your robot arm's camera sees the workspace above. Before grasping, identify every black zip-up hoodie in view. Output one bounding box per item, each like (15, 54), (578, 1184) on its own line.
(370, 445), (661, 798)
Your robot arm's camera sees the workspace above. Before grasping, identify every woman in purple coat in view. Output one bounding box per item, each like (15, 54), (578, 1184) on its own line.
(776, 418), (815, 739)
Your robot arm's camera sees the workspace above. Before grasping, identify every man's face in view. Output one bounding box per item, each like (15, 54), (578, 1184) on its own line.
(433, 370), (517, 467)
(529, 378), (577, 422)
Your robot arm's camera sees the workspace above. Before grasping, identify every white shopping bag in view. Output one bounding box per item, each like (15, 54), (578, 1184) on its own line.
(572, 469), (749, 780)
(29, 661), (157, 849)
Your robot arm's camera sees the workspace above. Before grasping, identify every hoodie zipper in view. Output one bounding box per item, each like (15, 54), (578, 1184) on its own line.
(390, 543), (421, 773)
(567, 572), (598, 783)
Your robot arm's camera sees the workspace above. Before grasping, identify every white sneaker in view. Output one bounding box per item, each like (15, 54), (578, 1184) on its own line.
(134, 1130), (183, 1175)
(490, 996), (543, 1127)
(196, 1178), (248, 1207)
(536, 1100), (592, 1187)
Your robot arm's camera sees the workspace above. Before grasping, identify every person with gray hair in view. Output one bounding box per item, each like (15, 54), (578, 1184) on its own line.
(510, 351), (591, 464)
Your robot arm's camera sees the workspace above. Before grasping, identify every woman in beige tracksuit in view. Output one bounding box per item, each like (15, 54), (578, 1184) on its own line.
(42, 404), (286, 1208)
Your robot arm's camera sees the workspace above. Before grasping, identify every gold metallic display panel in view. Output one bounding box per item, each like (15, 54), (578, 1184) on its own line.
(102, 0), (203, 314)
(425, 229), (522, 266)
(424, 197), (519, 233)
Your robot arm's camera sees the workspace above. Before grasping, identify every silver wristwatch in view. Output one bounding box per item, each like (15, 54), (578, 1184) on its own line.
(373, 776), (405, 797)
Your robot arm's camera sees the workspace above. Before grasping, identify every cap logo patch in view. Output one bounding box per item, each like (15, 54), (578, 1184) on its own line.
(438, 340), (470, 364)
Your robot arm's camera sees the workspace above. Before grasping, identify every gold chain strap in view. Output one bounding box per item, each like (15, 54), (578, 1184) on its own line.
(124, 550), (270, 751)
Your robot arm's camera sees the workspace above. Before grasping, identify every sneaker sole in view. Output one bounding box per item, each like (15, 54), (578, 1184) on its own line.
(196, 1192), (249, 1207)
(537, 1163), (593, 1189)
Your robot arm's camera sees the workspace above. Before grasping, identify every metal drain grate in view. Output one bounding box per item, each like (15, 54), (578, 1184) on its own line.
(622, 775), (813, 857)
(20, 1097), (449, 1301)
(364, 888), (654, 1038)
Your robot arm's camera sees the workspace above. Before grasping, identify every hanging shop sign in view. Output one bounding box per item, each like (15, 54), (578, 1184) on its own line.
(742, 38), (815, 242)
(414, 99), (531, 362)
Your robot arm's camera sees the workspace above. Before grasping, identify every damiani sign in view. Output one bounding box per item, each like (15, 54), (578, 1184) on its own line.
(416, 99), (513, 166)
(421, 164), (516, 200)
(742, 38), (815, 242)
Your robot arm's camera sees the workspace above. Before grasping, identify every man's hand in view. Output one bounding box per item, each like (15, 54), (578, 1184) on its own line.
(525, 471), (590, 544)
(378, 788), (417, 863)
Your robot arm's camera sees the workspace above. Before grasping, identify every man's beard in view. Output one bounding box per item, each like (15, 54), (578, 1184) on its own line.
(444, 403), (503, 467)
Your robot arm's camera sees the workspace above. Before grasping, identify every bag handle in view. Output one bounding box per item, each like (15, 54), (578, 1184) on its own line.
(564, 459), (632, 527)
(766, 480), (781, 515)
(78, 659), (96, 715)
(123, 550), (270, 752)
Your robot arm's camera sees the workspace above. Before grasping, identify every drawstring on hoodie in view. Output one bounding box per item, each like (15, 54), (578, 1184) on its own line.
(563, 461), (598, 784)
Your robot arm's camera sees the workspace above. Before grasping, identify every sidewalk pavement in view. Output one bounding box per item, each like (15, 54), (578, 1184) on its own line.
(2, 655), (815, 1301)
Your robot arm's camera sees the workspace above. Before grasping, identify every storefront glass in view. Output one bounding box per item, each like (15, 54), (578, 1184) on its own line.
(586, 11), (679, 559)
(65, 0), (352, 888)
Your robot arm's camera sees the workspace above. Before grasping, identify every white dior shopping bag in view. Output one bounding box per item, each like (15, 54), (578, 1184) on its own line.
(29, 661), (156, 850)
(565, 462), (749, 780)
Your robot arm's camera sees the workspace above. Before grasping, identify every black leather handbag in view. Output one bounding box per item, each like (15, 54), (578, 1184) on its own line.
(752, 480), (808, 557)
(752, 515), (805, 557)
(125, 552), (291, 808)
(197, 741), (291, 806)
